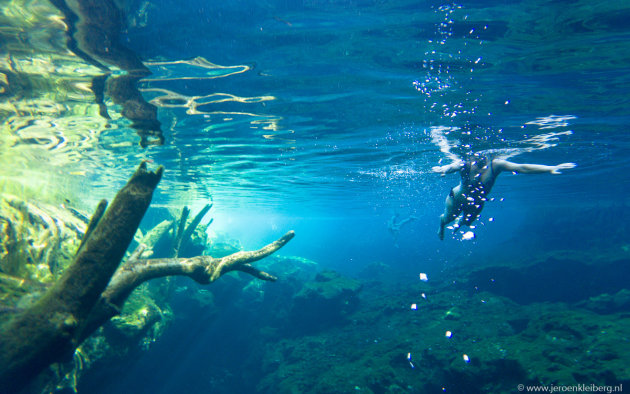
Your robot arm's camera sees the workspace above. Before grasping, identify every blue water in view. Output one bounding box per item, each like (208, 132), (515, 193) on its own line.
(120, 0), (630, 268)
(3, 0), (630, 392)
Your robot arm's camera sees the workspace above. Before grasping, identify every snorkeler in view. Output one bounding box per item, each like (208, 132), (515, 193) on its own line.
(388, 213), (418, 247)
(433, 153), (576, 240)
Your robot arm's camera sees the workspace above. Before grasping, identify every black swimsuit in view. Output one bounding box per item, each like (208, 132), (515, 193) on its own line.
(457, 158), (494, 225)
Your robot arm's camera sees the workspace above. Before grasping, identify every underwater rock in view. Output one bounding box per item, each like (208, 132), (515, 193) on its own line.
(0, 273), (46, 315)
(255, 252), (630, 394)
(577, 289), (630, 314)
(465, 253), (630, 304)
(443, 307), (462, 321)
(205, 231), (244, 258)
(289, 270), (362, 332)
(515, 204), (630, 251)
(356, 261), (394, 282)
(259, 255), (319, 283)
(238, 255), (320, 315)
(106, 286), (173, 344)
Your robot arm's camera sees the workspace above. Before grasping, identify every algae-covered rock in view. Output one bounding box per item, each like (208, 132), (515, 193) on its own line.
(577, 289), (630, 314)
(443, 306), (462, 321)
(356, 261), (395, 282)
(289, 270), (362, 331)
(205, 230), (243, 257)
(235, 256), (319, 314)
(258, 255), (319, 283)
(0, 273), (46, 323)
(255, 250), (630, 394)
(109, 288), (173, 345)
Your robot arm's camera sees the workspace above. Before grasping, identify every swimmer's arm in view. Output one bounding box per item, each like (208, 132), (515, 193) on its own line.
(432, 160), (463, 175)
(493, 159), (576, 174)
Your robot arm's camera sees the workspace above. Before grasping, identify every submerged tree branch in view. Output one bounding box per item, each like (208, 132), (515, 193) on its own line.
(172, 207), (190, 257)
(208, 231), (295, 281)
(77, 231), (295, 342)
(0, 162), (295, 393)
(0, 162), (163, 393)
(180, 203), (212, 253)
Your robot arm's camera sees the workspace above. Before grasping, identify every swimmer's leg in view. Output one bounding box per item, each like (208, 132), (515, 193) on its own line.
(458, 200), (485, 228)
(439, 188), (462, 240)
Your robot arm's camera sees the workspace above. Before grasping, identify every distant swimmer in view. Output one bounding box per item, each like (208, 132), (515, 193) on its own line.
(388, 213), (418, 247)
(433, 152), (576, 240)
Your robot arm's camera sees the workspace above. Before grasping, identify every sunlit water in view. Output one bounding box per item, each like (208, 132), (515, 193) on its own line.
(2, 0), (630, 391)
(1, 0), (629, 267)
(2, 0), (629, 268)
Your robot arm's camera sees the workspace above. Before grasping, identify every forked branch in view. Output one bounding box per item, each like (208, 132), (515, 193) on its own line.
(77, 231), (295, 342)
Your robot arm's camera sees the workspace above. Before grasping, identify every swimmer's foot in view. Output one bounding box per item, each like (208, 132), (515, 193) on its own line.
(438, 223), (445, 240)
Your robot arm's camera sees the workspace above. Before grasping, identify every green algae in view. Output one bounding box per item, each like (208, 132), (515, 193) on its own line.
(110, 285), (173, 346)
(0, 195), (86, 284)
(251, 248), (630, 394)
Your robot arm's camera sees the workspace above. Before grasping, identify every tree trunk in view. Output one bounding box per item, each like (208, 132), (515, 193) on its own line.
(0, 162), (162, 393)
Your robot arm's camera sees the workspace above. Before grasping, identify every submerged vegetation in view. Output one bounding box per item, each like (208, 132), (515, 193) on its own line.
(0, 163), (294, 392)
(0, 0), (296, 390)
(252, 258), (630, 393)
(3, 186), (627, 393)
